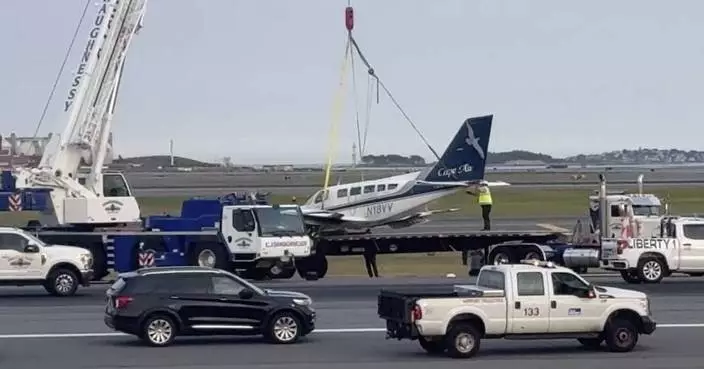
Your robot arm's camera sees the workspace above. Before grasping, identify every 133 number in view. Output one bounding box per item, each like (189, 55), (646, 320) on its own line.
(523, 307), (540, 317)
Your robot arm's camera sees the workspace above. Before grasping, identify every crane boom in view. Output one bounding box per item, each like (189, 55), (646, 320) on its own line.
(13, 0), (147, 227)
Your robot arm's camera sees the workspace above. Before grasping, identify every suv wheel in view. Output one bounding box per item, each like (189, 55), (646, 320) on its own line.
(142, 315), (177, 347)
(604, 319), (638, 352)
(266, 312), (301, 344)
(45, 268), (79, 296)
(444, 323), (481, 359)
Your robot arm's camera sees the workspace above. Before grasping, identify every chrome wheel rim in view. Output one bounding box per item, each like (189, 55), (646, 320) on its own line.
(494, 253), (509, 265)
(455, 332), (475, 353)
(55, 273), (75, 294)
(273, 316), (298, 342)
(643, 261), (661, 280)
(147, 319), (173, 344)
(197, 250), (216, 267)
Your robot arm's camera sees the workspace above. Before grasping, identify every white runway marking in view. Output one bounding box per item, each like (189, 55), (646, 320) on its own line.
(0, 324), (702, 339)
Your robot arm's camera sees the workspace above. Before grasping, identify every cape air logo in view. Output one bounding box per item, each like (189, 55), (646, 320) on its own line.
(102, 200), (123, 214)
(436, 120), (484, 178)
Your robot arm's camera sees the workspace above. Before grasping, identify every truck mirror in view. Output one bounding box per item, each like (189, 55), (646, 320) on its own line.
(24, 244), (40, 253)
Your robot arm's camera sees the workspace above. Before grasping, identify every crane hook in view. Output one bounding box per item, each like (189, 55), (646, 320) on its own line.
(345, 6), (354, 31)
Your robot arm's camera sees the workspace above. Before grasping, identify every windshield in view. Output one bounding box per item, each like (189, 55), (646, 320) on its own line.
(20, 230), (46, 247)
(254, 207), (306, 237)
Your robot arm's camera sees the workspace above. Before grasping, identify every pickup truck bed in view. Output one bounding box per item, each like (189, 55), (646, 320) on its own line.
(378, 286), (492, 340)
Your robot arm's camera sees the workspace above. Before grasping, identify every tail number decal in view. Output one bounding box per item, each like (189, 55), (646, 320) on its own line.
(366, 203), (394, 217)
(437, 164), (473, 178)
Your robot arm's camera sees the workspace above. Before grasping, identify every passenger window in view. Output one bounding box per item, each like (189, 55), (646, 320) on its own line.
(232, 209), (256, 232)
(551, 272), (589, 296)
(337, 188), (348, 197)
(377, 184), (386, 191)
(363, 185), (375, 194)
(350, 187), (361, 196)
(388, 184), (398, 190)
(210, 276), (245, 295)
(683, 224), (704, 240)
(0, 233), (29, 252)
(167, 275), (210, 294)
(610, 205), (621, 217)
(313, 191), (324, 203)
(103, 173), (131, 197)
(516, 272), (545, 296)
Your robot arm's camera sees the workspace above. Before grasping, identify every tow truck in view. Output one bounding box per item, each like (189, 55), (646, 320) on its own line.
(601, 215), (704, 283)
(377, 260), (656, 358)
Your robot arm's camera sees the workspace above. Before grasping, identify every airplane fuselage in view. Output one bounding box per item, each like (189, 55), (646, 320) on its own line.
(301, 172), (466, 231)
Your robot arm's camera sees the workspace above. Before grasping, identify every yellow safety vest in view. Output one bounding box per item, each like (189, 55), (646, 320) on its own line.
(477, 187), (493, 205)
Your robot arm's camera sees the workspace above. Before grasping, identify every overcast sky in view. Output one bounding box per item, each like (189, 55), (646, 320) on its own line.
(1, 0), (702, 164)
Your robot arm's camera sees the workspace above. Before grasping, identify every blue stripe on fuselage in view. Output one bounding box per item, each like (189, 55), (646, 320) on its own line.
(323, 182), (466, 212)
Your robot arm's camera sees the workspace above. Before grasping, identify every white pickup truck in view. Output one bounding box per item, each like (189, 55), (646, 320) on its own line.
(377, 260), (656, 359)
(601, 216), (704, 283)
(0, 227), (94, 296)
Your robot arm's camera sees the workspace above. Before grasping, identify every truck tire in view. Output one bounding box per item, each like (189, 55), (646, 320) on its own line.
(418, 336), (446, 354)
(44, 268), (80, 297)
(191, 243), (229, 270)
(444, 323), (481, 359)
(637, 257), (665, 284)
(620, 270), (642, 284)
(604, 319), (638, 352)
(491, 251), (511, 265)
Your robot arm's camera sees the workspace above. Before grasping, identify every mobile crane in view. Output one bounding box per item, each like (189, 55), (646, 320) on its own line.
(7, 0), (145, 229)
(0, 0), (313, 281)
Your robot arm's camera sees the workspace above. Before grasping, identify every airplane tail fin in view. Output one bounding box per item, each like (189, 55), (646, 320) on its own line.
(423, 115), (493, 183)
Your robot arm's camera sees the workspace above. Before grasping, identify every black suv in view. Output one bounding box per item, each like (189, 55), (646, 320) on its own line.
(104, 266), (316, 346)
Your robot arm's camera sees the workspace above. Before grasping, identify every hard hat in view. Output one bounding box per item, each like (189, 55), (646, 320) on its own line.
(479, 180), (488, 186)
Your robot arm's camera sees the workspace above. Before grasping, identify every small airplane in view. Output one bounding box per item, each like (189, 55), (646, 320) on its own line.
(298, 114), (509, 234)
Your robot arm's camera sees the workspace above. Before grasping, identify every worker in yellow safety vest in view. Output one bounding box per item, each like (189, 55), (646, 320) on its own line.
(467, 180), (493, 231)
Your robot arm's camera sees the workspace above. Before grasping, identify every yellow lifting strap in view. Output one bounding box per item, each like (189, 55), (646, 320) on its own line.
(323, 38), (352, 191)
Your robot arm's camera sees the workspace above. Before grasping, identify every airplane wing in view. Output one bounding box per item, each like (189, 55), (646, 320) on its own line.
(415, 180), (511, 187)
(291, 208), (369, 224)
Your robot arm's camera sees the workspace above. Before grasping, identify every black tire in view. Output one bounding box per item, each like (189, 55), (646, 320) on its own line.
(44, 268), (79, 297)
(637, 257), (665, 284)
(444, 323), (481, 359)
(141, 314), (177, 347)
(192, 243), (229, 270)
(265, 311), (302, 344)
(419, 336), (446, 354)
(268, 265), (296, 279)
(620, 270), (642, 284)
(577, 337), (603, 349)
(523, 251), (542, 261)
(604, 319), (638, 353)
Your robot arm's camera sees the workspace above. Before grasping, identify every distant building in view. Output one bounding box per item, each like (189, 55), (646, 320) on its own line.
(0, 132), (115, 169)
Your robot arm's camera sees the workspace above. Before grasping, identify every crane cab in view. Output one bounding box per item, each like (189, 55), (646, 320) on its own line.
(76, 171), (133, 198)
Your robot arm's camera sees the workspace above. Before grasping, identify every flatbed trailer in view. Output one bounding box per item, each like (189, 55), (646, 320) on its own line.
(22, 226), (567, 281)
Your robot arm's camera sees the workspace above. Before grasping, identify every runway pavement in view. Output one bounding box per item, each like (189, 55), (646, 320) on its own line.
(124, 167), (704, 198)
(2, 276), (704, 368)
